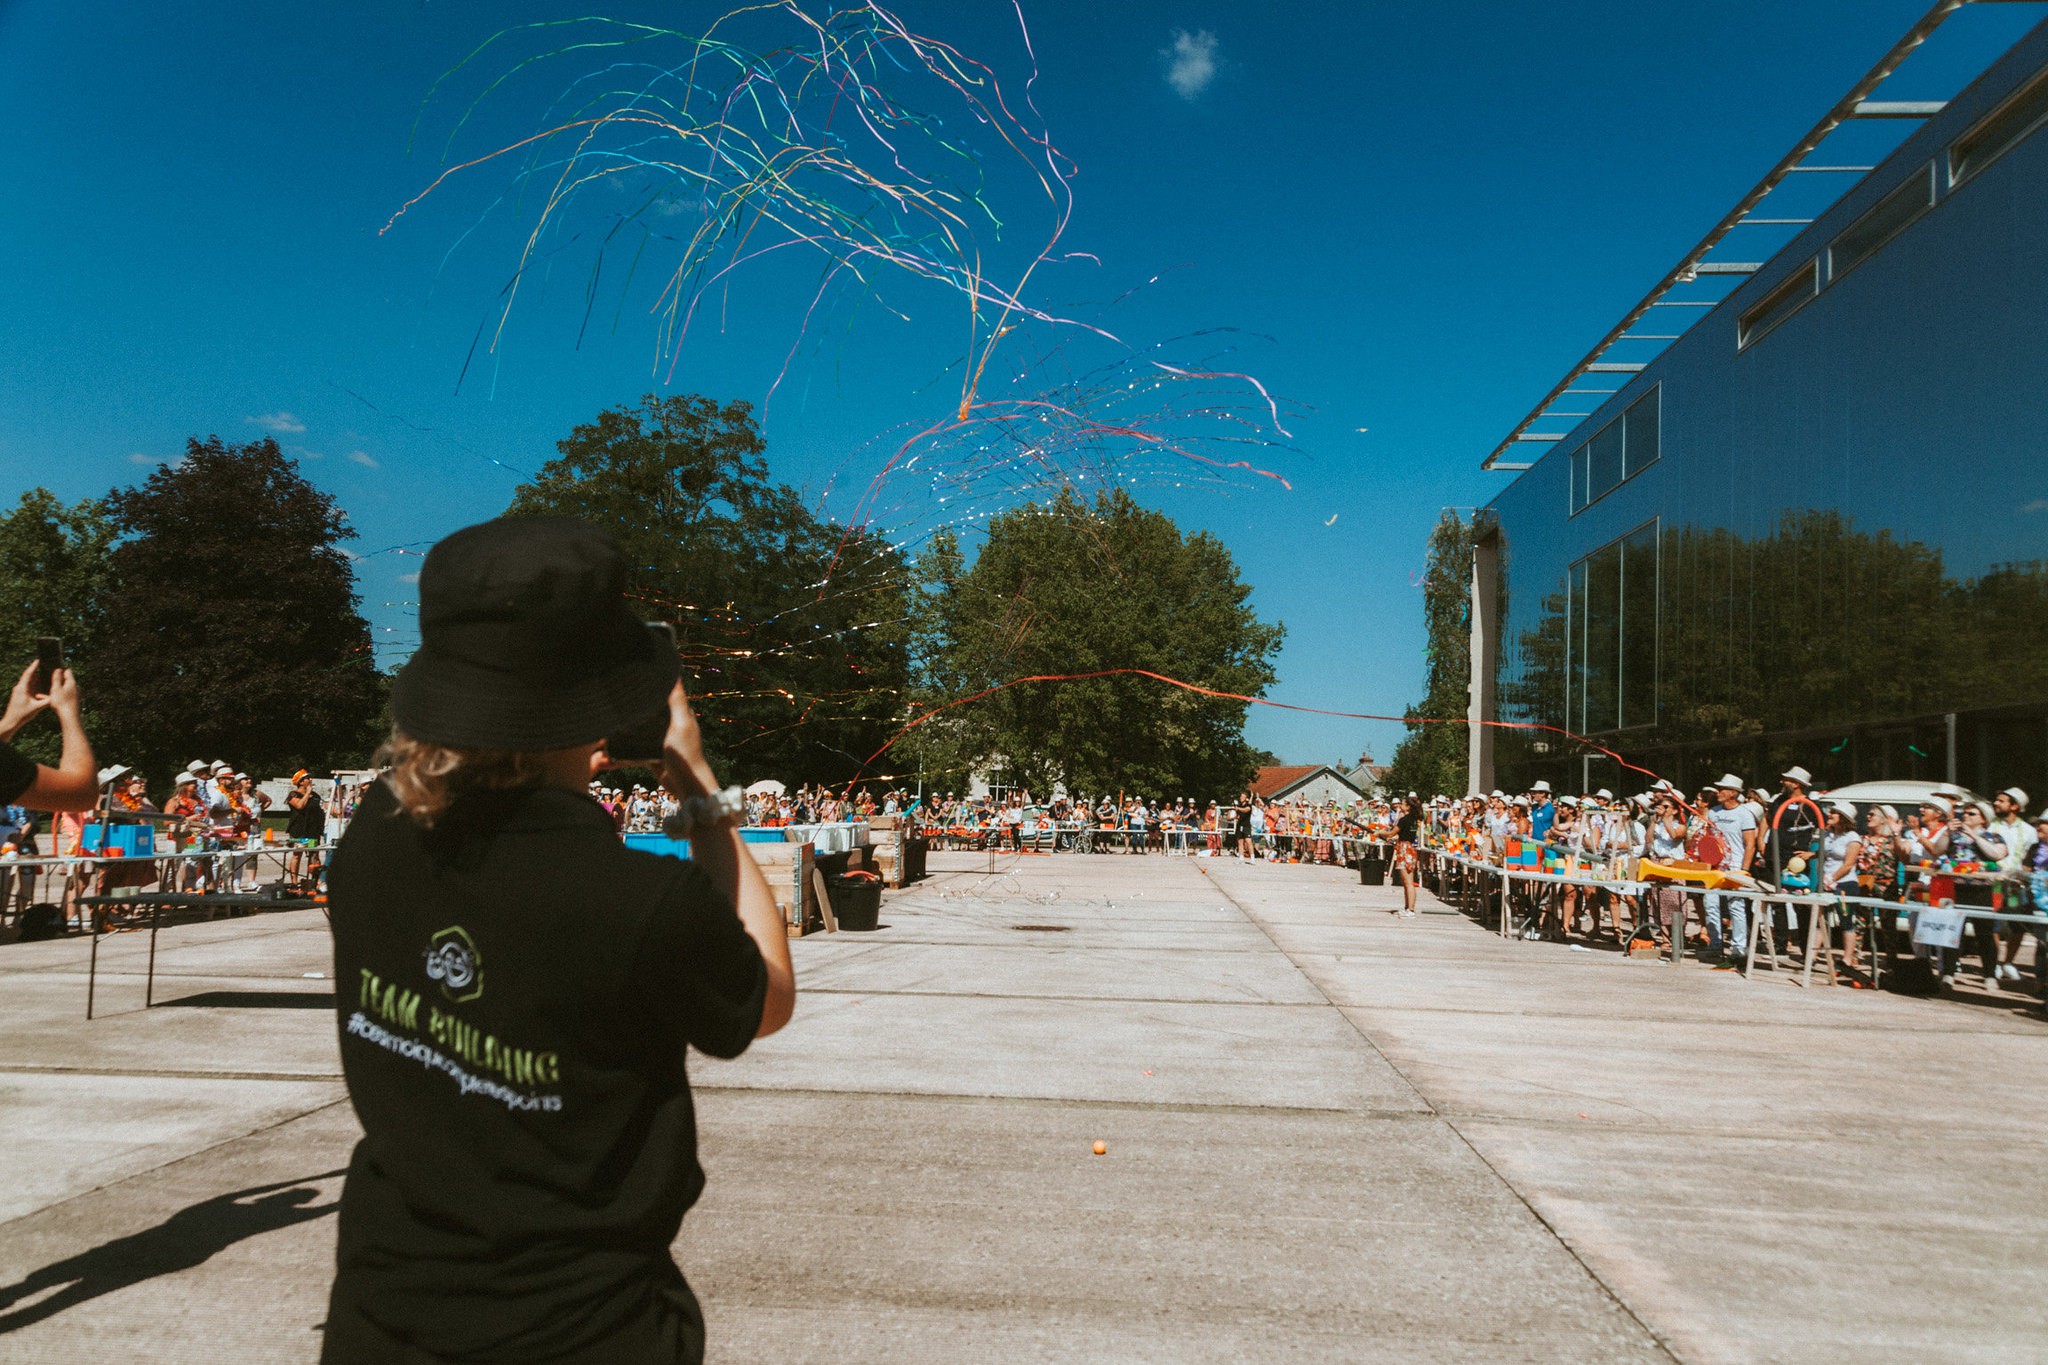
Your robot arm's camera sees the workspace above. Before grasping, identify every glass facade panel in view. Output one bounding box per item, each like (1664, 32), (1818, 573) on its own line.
(1573, 539), (1621, 734)
(1619, 521), (1658, 729)
(1622, 387), (1660, 478)
(1566, 559), (1587, 733)
(1828, 163), (1934, 282)
(1736, 260), (1816, 349)
(1586, 420), (1624, 504)
(1562, 521), (1658, 735)
(1481, 42), (2048, 798)
(1951, 64), (2048, 185)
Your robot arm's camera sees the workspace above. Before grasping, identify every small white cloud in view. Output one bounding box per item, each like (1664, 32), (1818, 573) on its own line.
(1162, 29), (1218, 101)
(397, 572), (420, 584)
(2022, 498), (2048, 514)
(127, 452), (155, 465)
(246, 411), (306, 434)
(289, 444), (326, 461)
(347, 450), (380, 469)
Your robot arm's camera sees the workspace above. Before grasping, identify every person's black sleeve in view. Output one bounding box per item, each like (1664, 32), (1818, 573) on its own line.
(0, 744), (36, 807)
(628, 860), (768, 1060)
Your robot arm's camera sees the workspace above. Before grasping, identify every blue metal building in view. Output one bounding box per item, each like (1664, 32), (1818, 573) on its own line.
(1468, 3), (2048, 798)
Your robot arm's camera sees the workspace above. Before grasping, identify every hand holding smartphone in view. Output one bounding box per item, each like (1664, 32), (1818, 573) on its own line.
(602, 623), (681, 767)
(30, 637), (62, 697)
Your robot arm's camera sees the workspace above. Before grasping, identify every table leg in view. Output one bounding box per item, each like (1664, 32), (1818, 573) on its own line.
(87, 917), (100, 1020)
(1743, 899), (1763, 978)
(146, 901), (161, 1008)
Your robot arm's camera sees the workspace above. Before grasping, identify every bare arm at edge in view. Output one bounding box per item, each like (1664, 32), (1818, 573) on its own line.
(657, 683), (795, 1039)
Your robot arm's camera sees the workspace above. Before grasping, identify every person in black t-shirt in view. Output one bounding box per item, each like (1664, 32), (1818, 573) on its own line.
(323, 517), (794, 1365)
(0, 661), (97, 813)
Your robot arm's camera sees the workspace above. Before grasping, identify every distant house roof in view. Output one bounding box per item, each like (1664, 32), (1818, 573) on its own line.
(1349, 763), (1388, 790)
(1252, 764), (1365, 801)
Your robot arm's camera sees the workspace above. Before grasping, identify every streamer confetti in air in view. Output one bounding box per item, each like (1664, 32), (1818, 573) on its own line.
(385, 2), (1307, 770)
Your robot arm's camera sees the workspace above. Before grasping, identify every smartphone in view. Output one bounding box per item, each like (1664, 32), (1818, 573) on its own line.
(30, 637), (62, 696)
(604, 622), (681, 765)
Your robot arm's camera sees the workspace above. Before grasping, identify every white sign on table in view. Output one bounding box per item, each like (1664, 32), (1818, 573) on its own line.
(1911, 906), (1965, 949)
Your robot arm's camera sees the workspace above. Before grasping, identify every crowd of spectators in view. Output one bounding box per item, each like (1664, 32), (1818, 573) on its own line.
(1, 748), (365, 928)
(1407, 767), (2044, 992)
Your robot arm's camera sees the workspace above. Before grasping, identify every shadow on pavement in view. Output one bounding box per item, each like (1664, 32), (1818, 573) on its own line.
(0, 1170), (344, 1333)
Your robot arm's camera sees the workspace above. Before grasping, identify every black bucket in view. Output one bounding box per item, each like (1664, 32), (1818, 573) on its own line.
(829, 875), (883, 931)
(1359, 855), (1387, 887)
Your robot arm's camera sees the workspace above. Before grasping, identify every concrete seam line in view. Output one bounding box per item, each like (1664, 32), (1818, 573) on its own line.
(0, 1095), (353, 1238)
(691, 1082), (1434, 1121)
(1434, 1111), (1686, 1364)
(0, 1063), (345, 1082)
(1203, 863), (1686, 1365)
(797, 987), (1327, 1007)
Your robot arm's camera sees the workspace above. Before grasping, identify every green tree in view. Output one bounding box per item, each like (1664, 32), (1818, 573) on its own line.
(0, 490), (116, 765)
(84, 437), (386, 782)
(1384, 510), (1474, 798)
(506, 394), (908, 784)
(907, 487), (1282, 800)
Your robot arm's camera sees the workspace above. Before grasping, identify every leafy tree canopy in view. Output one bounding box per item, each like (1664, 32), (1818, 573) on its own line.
(0, 490), (116, 765)
(84, 437), (386, 782)
(506, 394), (908, 785)
(907, 487), (1282, 801)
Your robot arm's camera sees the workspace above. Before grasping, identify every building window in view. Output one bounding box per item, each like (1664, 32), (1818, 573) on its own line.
(1950, 65), (2048, 187)
(1622, 385), (1660, 479)
(1828, 162), (1935, 282)
(1567, 519), (1659, 734)
(1737, 259), (1818, 350)
(1566, 384), (1661, 516)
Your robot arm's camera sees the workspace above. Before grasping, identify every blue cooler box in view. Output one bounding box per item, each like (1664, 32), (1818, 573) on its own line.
(622, 831), (693, 860)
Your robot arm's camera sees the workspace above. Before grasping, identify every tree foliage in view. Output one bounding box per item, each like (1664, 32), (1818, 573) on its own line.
(0, 490), (116, 765)
(83, 437), (387, 781)
(1384, 510), (1473, 798)
(506, 394), (908, 785)
(906, 487), (1282, 800)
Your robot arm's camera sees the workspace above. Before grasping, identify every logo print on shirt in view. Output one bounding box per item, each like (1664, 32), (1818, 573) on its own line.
(423, 925), (483, 1003)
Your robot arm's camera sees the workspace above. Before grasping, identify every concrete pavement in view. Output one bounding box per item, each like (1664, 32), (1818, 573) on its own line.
(0, 851), (2041, 1361)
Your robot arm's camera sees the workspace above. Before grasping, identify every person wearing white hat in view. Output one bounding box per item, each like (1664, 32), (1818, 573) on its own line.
(1703, 775), (1756, 965)
(1765, 768), (1823, 952)
(1988, 788), (2037, 983)
(1912, 795), (2006, 988)
(1527, 781), (1556, 841)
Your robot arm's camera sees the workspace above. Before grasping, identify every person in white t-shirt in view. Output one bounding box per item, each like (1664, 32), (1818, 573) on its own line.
(1705, 775), (1758, 964)
(1818, 800), (1866, 977)
(1988, 787), (2037, 984)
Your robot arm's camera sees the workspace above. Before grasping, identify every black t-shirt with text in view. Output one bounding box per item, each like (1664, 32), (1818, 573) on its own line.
(326, 782), (766, 1361)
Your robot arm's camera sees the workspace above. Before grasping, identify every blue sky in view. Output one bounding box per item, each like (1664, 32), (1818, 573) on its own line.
(2, 0), (2037, 769)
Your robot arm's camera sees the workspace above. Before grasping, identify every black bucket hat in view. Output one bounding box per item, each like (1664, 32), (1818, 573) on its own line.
(390, 516), (674, 751)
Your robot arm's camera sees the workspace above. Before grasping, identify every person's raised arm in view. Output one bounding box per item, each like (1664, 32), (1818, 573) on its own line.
(3, 666), (96, 812)
(658, 682), (794, 1038)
